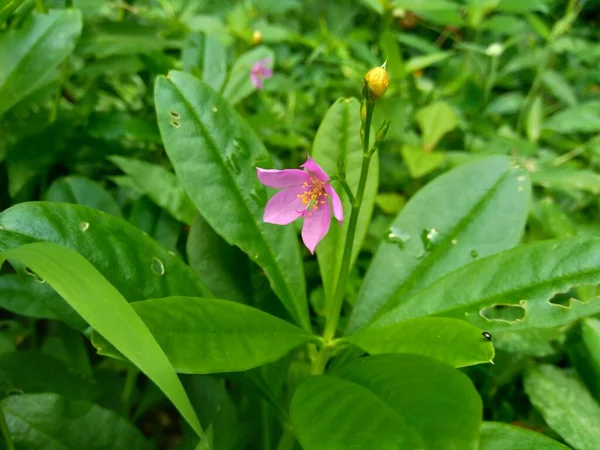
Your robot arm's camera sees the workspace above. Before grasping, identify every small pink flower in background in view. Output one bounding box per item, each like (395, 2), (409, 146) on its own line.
(257, 158), (343, 254)
(250, 58), (273, 89)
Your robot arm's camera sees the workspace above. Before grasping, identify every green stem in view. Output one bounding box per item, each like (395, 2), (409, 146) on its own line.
(275, 428), (296, 450)
(260, 401), (272, 450)
(121, 366), (138, 416)
(483, 56), (498, 107)
(323, 100), (375, 342)
(35, 0), (46, 13)
(339, 179), (355, 205)
(0, 405), (15, 450)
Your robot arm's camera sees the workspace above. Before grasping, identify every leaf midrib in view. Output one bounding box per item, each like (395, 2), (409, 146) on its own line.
(165, 79), (308, 330)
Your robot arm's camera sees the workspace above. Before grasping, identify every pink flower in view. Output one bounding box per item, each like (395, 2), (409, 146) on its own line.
(250, 58), (273, 89)
(257, 158), (343, 254)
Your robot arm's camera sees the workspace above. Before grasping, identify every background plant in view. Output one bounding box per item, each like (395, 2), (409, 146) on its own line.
(1, 0), (600, 449)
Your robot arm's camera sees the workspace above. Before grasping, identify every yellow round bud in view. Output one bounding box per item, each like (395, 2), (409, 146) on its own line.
(251, 30), (263, 45)
(364, 66), (389, 99)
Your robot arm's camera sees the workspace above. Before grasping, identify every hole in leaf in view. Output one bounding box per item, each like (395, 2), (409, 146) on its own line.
(548, 292), (573, 307)
(480, 304), (526, 322)
(23, 267), (45, 283)
(169, 111), (180, 119)
(151, 257), (165, 276)
(170, 120), (180, 128)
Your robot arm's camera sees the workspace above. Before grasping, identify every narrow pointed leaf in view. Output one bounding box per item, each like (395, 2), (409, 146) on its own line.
(155, 70), (309, 331)
(313, 98), (378, 303)
(346, 317), (494, 367)
(0, 242), (203, 437)
(480, 422), (570, 450)
(349, 156), (530, 333)
(375, 238), (600, 332)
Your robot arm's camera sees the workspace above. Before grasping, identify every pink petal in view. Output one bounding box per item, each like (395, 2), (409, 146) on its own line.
(301, 195), (331, 254)
(259, 67), (273, 78)
(257, 168), (311, 188)
(263, 186), (305, 225)
(326, 184), (343, 224)
(301, 157), (330, 182)
(250, 72), (262, 89)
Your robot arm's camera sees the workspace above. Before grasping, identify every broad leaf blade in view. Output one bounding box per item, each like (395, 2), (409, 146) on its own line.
(525, 364), (600, 450)
(480, 422), (570, 449)
(313, 98), (378, 304)
(347, 317), (494, 367)
(375, 238), (600, 332)
(155, 70), (309, 331)
(0, 242), (203, 437)
(0, 9), (82, 116)
(93, 297), (316, 374)
(349, 156), (530, 333)
(46, 175), (123, 218)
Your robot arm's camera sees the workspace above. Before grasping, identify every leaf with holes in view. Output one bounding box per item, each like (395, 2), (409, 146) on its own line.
(0, 202), (206, 329)
(373, 238), (600, 332)
(0, 242), (204, 437)
(155, 70), (309, 331)
(346, 317), (494, 368)
(92, 297), (317, 374)
(313, 98), (378, 305)
(525, 364), (600, 450)
(348, 156), (531, 333)
(291, 354), (481, 450)
(479, 422), (570, 449)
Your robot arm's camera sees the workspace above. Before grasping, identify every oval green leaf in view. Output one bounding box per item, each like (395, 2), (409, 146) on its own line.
(155, 70), (309, 331)
(349, 155), (531, 333)
(46, 175), (123, 218)
(0, 9), (82, 116)
(375, 238), (600, 332)
(346, 317), (494, 368)
(313, 98), (378, 304)
(480, 422), (570, 450)
(93, 297), (316, 374)
(0, 242), (204, 438)
(525, 364), (600, 450)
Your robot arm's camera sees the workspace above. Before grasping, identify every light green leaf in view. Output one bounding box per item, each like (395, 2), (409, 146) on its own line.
(221, 46), (274, 106)
(2, 393), (151, 450)
(0, 242), (204, 438)
(109, 156), (197, 225)
(480, 422), (570, 450)
(401, 145), (445, 178)
(155, 70), (309, 331)
(405, 51), (453, 74)
(0, 202), (206, 329)
(291, 354), (481, 450)
(416, 101), (458, 151)
(392, 0), (459, 11)
(45, 175), (123, 218)
(526, 96), (543, 143)
(525, 364), (600, 450)
(187, 214), (251, 304)
(313, 98), (378, 304)
(542, 70), (577, 106)
(486, 92), (525, 115)
(531, 168), (600, 194)
(0, 9), (82, 116)
(182, 32), (227, 92)
(93, 297), (317, 374)
(346, 317), (494, 367)
(348, 156), (531, 333)
(375, 238), (600, 332)
(544, 102), (600, 134)
(0, 351), (96, 400)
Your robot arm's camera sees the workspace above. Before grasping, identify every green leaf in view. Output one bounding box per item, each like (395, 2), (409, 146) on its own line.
(579, 318), (600, 398)
(374, 238), (600, 332)
(221, 46), (274, 106)
(187, 214), (251, 304)
(531, 168), (600, 194)
(155, 70), (309, 331)
(0, 9), (82, 116)
(46, 175), (123, 218)
(313, 98), (378, 304)
(401, 145), (445, 178)
(0, 202), (206, 328)
(544, 102), (600, 134)
(526, 96), (543, 143)
(2, 393), (151, 450)
(480, 422), (570, 449)
(346, 317), (494, 368)
(93, 297), (316, 374)
(291, 354), (481, 450)
(0, 274), (55, 319)
(0, 242), (204, 438)
(391, 0), (459, 11)
(405, 51), (454, 73)
(348, 156), (531, 333)
(0, 351), (96, 401)
(525, 364), (600, 450)
(182, 32), (227, 92)
(486, 92), (525, 115)
(415, 101), (458, 151)
(542, 70), (577, 106)
(109, 156), (197, 225)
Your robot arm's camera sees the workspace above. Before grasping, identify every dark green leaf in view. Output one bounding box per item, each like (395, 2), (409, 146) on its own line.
(46, 175), (123, 218)
(0, 274), (55, 319)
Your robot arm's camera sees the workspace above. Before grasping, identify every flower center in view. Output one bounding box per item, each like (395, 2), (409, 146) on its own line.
(297, 177), (328, 212)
